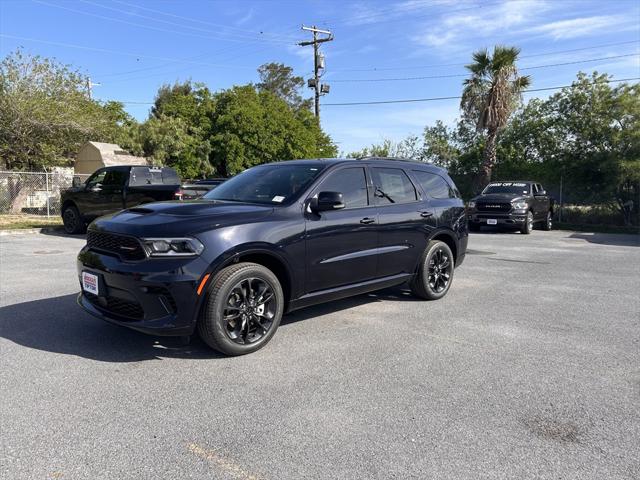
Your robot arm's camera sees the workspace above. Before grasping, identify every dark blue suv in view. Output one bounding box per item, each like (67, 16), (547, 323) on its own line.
(77, 158), (468, 355)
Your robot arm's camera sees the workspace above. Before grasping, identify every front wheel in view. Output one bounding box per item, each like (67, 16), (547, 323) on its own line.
(198, 262), (284, 356)
(62, 205), (86, 234)
(410, 240), (455, 300)
(520, 211), (533, 235)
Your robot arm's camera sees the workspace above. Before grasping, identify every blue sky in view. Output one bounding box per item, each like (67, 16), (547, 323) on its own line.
(1, 0), (639, 153)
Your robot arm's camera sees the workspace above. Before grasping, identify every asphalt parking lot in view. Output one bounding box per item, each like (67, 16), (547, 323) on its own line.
(1, 229), (639, 480)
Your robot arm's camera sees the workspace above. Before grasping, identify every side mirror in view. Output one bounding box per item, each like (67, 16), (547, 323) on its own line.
(535, 190), (547, 196)
(89, 183), (102, 193)
(72, 176), (82, 188)
(310, 191), (345, 213)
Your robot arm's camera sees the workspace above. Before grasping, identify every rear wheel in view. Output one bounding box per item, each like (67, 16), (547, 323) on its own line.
(410, 240), (455, 300)
(541, 210), (552, 231)
(520, 211), (533, 235)
(62, 205), (85, 234)
(198, 262), (284, 356)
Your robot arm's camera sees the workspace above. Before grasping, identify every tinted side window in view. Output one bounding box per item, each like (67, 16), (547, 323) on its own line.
(86, 169), (106, 188)
(318, 167), (368, 208)
(412, 170), (453, 199)
(103, 170), (127, 187)
(371, 167), (417, 205)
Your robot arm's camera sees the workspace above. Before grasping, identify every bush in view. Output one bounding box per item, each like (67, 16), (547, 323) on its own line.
(558, 204), (635, 226)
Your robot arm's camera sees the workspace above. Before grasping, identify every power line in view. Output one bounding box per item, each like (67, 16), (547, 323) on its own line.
(0, 34), (258, 69)
(76, 0), (298, 44)
(109, 77), (639, 107)
(31, 0), (294, 47)
(322, 77), (639, 106)
(330, 54), (640, 83)
(334, 40), (640, 73)
(328, 0), (502, 27)
(109, 0), (299, 43)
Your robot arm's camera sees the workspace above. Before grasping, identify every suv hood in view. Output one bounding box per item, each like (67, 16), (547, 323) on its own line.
(90, 200), (274, 237)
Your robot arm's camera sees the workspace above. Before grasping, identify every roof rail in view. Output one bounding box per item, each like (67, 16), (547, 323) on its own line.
(356, 156), (423, 164)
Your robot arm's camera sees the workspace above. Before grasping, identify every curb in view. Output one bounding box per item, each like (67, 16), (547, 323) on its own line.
(0, 227), (63, 236)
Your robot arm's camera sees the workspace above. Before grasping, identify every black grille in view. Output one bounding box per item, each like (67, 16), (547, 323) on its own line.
(476, 202), (511, 213)
(87, 230), (146, 261)
(85, 292), (144, 320)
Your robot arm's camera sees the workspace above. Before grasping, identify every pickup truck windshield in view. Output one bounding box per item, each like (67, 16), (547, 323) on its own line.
(203, 164), (324, 205)
(482, 183), (530, 195)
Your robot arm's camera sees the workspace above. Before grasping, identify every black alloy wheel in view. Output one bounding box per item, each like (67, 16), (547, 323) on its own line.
(62, 205), (85, 234)
(198, 262), (284, 355)
(410, 240), (455, 300)
(223, 277), (276, 345)
(428, 247), (452, 294)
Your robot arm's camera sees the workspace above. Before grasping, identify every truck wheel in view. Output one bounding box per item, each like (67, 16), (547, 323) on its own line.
(198, 262), (284, 356)
(62, 205), (86, 234)
(542, 211), (552, 231)
(520, 211), (533, 235)
(410, 240), (454, 300)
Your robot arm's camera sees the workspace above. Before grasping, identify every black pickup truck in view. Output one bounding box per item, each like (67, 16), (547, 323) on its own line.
(467, 181), (554, 234)
(61, 165), (181, 234)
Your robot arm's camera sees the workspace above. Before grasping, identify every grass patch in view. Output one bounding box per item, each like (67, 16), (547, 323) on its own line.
(0, 214), (63, 230)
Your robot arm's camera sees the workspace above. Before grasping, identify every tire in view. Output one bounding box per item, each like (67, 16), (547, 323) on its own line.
(520, 211), (533, 235)
(62, 205), (86, 234)
(198, 262), (284, 356)
(541, 210), (552, 231)
(410, 240), (455, 300)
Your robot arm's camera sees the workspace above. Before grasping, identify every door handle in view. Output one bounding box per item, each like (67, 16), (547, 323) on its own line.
(419, 211), (433, 218)
(360, 217), (375, 224)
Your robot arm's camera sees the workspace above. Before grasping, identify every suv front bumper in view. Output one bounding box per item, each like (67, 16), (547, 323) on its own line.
(469, 212), (527, 228)
(76, 247), (211, 336)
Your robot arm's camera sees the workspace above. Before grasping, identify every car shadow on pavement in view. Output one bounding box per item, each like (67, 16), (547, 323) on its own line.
(281, 286), (418, 325)
(568, 232), (640, 247)
(0, 287), (416, 362)
(0, 294), (222, 362)
(40, 229), (86, 240)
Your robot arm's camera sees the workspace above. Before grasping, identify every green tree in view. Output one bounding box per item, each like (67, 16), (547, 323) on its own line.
(209, 86), (336, 176)
(0, 49), (130, 170)
(125, 114), (213, 179)
(256, 62), (312, 112)
(461, 45), (530, 191)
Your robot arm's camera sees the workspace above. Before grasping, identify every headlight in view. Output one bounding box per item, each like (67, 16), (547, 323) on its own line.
(512, 201), (528, 210)
(142, 237), (204, 257)
(468, 201), (476, 208)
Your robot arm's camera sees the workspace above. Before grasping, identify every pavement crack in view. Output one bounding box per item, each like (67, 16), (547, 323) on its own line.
(187, 442), (264, 480)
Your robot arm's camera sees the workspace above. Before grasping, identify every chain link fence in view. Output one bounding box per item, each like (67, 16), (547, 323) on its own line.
(0, 169), (90, 217)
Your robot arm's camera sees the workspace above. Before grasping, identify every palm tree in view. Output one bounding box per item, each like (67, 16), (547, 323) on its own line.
(461, 46), (530, 191)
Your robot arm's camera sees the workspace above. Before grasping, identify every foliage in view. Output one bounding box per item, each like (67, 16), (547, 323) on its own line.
(346, 135), (424, 159)
(256, 62), (312, 112)
(0, 49), (131, 170)
(209, 86), (336, 176)
(460, 45), (530, 190)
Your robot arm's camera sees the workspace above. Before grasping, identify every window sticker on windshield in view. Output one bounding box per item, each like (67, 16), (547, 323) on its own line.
(272, 196), (285, 203)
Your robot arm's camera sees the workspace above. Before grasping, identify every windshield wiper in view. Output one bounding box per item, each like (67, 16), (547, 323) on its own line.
(375, 188), (395, 204)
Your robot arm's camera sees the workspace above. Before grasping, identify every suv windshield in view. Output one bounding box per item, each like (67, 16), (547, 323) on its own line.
(482, 182), (530, 195)
(203, 163), (325, 205)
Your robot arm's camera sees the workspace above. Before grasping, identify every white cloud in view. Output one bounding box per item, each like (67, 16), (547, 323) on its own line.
(529, 14), (634, 39)
(411, 0), (550, 52)
(235, 8), (255, 26)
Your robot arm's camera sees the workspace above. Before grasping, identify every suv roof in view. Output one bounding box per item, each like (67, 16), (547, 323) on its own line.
(270, 157), (447, 174)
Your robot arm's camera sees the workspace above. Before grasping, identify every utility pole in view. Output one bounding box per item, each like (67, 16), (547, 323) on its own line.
(85, 77), (101, 100)
(298, 25), (333, 120)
